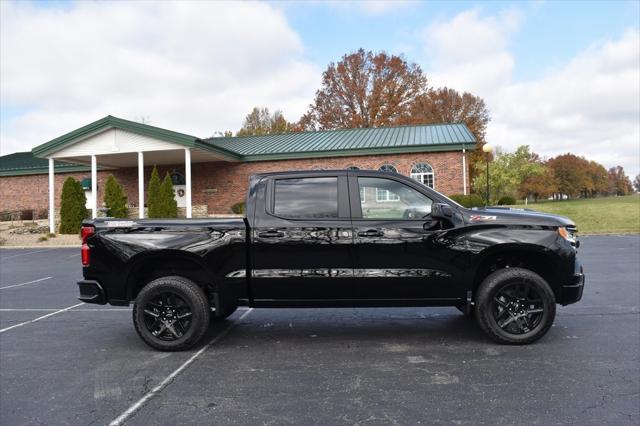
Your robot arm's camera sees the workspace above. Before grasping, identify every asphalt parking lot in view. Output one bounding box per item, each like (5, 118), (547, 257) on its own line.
(1, 236), (639, 425)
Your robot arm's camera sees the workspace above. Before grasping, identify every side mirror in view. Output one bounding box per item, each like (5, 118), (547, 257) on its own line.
(431, 203), (453, 220)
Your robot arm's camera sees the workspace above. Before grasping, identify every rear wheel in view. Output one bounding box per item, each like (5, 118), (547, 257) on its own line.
(133, 276), (210, 351)
(475, 267), (556, 344)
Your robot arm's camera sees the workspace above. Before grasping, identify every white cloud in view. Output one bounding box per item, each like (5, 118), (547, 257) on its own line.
(0, 1), (320, 154)
(422, 9), (640, 177)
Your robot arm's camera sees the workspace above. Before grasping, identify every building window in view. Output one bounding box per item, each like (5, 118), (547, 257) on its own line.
(345, 166), (360, 170)
(378, 164), (398, 174)
(377, 164), (399, 201)
(410, 162), (434, 189)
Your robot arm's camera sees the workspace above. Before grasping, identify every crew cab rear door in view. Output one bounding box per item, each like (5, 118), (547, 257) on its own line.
(250, 172), (354, 303)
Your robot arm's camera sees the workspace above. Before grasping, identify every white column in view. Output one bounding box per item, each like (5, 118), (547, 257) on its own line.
(462, 147), (467, 196)
(91, 155), (97, 218)
(185, 148), (192, 218)
(48, 158), (55, 233)
(138, 152), (144, 219)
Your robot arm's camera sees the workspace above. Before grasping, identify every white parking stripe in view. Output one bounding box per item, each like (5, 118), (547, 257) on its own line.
(0, 276), (52, 290)
(0, 302), (84, 333)
(0, 249), (52, 260)
(109, 308), (254, 426)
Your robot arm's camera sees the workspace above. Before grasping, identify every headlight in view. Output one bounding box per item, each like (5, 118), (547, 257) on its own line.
(558, 226), (579, 248)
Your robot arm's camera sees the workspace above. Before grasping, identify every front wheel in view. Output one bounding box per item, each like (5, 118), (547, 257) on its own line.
(475, 267), (556, 344)
(133, 276), (210, 351)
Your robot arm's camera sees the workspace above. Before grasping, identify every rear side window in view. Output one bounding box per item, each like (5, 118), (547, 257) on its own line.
(274, 177), (338, 219)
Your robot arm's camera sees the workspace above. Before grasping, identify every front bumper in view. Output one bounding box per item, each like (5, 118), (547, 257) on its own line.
(560, 260), (585, 305)
(77, 280), (106, 305)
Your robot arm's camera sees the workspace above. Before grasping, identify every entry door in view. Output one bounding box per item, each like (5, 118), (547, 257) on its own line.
(349, 174), (457, 301)
(250, 174), (354, 302)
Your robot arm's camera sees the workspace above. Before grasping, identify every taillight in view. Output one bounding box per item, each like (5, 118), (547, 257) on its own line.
(81, 226), (95, 266)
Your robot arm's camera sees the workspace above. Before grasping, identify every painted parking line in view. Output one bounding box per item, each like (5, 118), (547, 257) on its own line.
(109, 308), (254, 426)
(0, 276), (53, 290)
(0, 302), (84, 333)
(0, 249), (52, 260)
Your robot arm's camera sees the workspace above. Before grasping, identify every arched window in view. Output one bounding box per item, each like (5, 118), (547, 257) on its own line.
(345, 166), (360, 170)
(410, 162), (434, 189)
(378, 164), (398, 174)
(377, 164), (399, 201)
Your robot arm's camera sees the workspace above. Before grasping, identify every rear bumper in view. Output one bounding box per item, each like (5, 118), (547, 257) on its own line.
(560, 260), (585, 305)
(77, 280), (106, 305)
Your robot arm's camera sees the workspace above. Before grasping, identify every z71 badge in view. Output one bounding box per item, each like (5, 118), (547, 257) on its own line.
(469, 215), (497, 222)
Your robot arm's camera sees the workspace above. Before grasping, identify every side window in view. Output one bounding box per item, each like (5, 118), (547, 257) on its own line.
(274, 177), (338, 219)
(358, 177), (433, 219)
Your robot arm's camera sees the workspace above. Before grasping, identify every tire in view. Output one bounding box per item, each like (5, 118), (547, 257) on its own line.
(475, 267), (556, 344)
(133, 276), (210, 351)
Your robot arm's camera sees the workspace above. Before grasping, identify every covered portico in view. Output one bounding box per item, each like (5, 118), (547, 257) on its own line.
(32, 116), (239, 233)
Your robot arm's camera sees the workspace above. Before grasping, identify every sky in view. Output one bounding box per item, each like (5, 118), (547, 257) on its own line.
(1, 0), (639, 176)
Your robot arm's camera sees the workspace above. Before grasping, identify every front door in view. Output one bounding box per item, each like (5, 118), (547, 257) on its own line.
(250, 173), (354, 303)
(349, 173), (458, 302)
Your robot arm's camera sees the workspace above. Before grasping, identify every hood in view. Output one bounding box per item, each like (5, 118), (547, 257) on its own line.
(462, 206), (575, 227)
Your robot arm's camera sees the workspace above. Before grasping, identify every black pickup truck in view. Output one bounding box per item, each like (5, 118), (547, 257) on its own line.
(78, 170), (584, 350)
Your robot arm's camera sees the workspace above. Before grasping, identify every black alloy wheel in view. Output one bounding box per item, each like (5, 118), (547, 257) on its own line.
(133, 276), (210, 351)
(492, 281), (545, 335)
(142, 292), (193, 341)
(475, 267), (556, 344)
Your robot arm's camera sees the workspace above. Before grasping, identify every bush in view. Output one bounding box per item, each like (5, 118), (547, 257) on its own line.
(497, 195), (516, 205)
(104, 175), (128, 218)
(231, 202), (246, 214)
(449, 193), (485, 208)
(59, 177), (87, 234)
(148, 167), (178, 218)
(147, 167), (162, 218)
(159, 173), (178, 218)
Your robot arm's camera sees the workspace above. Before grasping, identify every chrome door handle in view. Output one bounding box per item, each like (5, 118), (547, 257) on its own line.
(357, 230), (383, 237)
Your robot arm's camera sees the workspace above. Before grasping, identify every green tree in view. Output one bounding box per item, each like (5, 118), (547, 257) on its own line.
(473, 146), (546, 203)
(103, 175), (128, 218)
(147, 166), (162, 218)
(59, 177), (87, 234)
(159, 173), (178, 218)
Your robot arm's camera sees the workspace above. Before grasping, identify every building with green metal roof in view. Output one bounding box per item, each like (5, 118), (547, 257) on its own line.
(0, 116), (476, 228)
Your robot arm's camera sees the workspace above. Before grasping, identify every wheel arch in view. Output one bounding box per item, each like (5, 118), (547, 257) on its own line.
(125, 250), (215, 301)
(471, 243), (564, 298)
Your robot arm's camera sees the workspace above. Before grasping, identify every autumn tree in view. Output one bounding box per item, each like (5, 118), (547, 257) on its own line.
(299, 49), (428, 130)
(407, 87), (490, 185)
(547, 154), (591, 199)
(519, 168), (557, 202)
(607, 166), (633, 196)
(237, 107), (294, 136)
(634, 175), (640, 193)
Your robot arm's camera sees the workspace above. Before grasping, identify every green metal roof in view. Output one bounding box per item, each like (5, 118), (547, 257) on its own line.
(0, 152), (93, 177)
(1, 118), (476, 177)
(203, 123), (476, 161)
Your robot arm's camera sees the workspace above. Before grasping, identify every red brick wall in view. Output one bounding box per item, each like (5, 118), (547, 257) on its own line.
(0, 151), (469, 215)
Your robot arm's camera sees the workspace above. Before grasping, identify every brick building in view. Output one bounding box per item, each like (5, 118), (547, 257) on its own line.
(0, 116), (476, 232)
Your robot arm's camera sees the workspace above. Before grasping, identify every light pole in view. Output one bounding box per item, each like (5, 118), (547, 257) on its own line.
(482, 143), (493, 206)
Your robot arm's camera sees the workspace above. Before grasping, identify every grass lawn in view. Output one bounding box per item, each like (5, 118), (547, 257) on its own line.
(515, 195), (640, 235)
